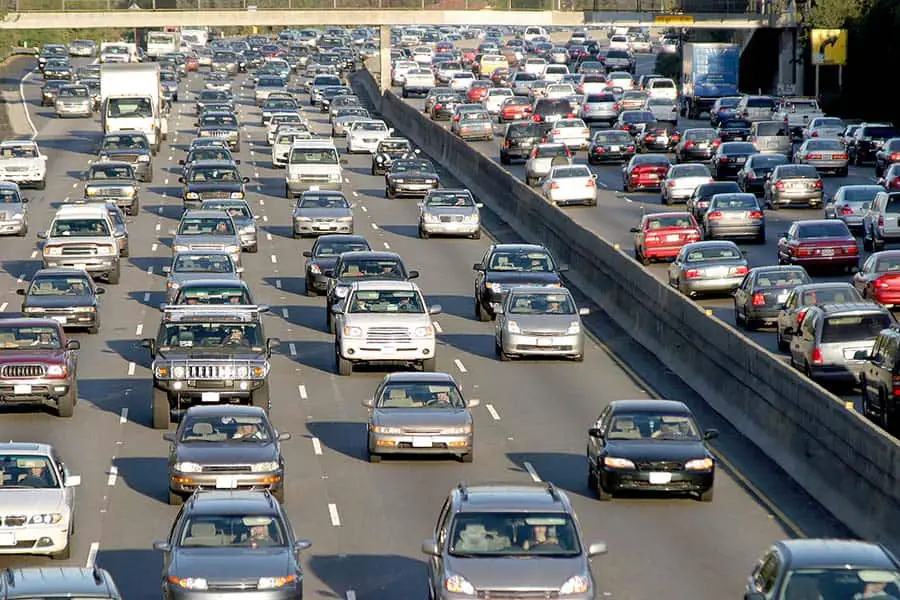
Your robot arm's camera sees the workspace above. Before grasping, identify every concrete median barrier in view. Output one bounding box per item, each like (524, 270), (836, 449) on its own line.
(349, 67), (900, 549)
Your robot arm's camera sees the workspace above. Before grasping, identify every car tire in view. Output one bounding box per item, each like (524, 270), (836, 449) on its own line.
(168, 490), (184, 506)
(251, 383), (270, 413)
(285, 184), (292, 199)
(596, 481), (612, 501)
(863, 232), (874, 252)
(500, 152), (510, 165)
(107, 263), (121, 284)
(152, 388), (170, 429)
(57, 382), (76, 418)
(88, 318), (100, 335)
(386, 187), (395, 199)
(246, 244), (259, 254)
(587, 464), (598, 489)
(475, 297), (490, 322)
(49, 534), (72, 560)
(419, 226), (429, 239)
(777, 329), (790, 351)
(271, 486), (285, 504)
(367, 447), (382, 463)
(371, 165), (376, 175)
(336, 347), (353, 376)
(36, 179), (46, 190)
(459, 451), (474, 463)
(422, 357), (436, 372)
(16, 222), (27, 237)
(471, 229), (481, 240)
(698, 487), (714, 502)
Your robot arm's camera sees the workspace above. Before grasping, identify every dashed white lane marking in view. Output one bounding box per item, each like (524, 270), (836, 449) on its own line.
(454, 359), (468, 373)
(107, 465), (118, 487)
(383, 242), (390, 249)
(360, 205), (367, 212)
(624, 197), (633, 203)
(281, 307), (289, 318)
(85, 542), (99, 569)
(598, 181), (608, 188)
(266, 232), (272, 241)
(157, 206), (163, 215)
(127, 362), (135, 376)
(433, 321), (443, 333)
(288, 343), (297, 357)
(270, 254), (277, 264)
(298, 384), (308, 400)
(312, 437), (323, 455)
(371, 222), (378, 230)
(523, 461), (542, 482)
(275, 279), (282, 289)
(155, 223), (161, 232)
(143, 292), (150, 303)
(347, 591), (357, 600)
(72, 182), (77, 188)
(29, 250), (37, 259)
(167, 156), (173, 162)
(0, 302), (7, 312)
(344, 177), (350, 183)
(151, 243), (158, 252)
(135, 324), (143, 336)
(15, 275), (23, 284)
(147, 266), (154, 275)
(352, 191), (359, 197)
(328, 503), (341, 527)
(486, 403), (501, 420)
(259, 199), (265, 206)
(263, 215), (269, 223)
(119, 407), (128, 424)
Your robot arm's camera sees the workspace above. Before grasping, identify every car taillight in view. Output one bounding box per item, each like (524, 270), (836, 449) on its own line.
(796, 309), (808, 325)
(733, 265), (749, 275)
(707, 210), (723, 220)
(567, 113), (576, 118)
(891, 152), (900, 161)
(585, 178), (595, 187)
(550, 182), (560, 189)
(876, 275), (892, 289)
(533, 114), (543, 122)
(811, 347), (824, 365)
(453, 115), (460, 121)
(685, 141), (695, 149)
(845, 244), (858, 255)
(504, 139), (511, 148)
(719, 157), (729, 163)
(746, 169), (757, 179)
(892, 375), (900, 396)
(551, 129), (560, 135)
(667, 180), (676, 187)
(626, 145), (635, 152)
(806, 153), (823, 160)
(752, 292), (766, 306)
(775, 181), (785, 190)
(749, 210), (763, 218)
(712, 139), (722, 146)
(612, 103), (619, 111)
(582, 128), (589, 136)
(593, 146), (605, 153)
(840, 206), (854, 215)
(811, 131), (819, 137)
(621, 125), (630, 130)
(685, 269), (701, 278)
(644, 233), (659, 242)
(433, 103), (442, 110)
(892, 177), (900, 188)
(814, 180), (823, 189)
(879, 215), (885, 226)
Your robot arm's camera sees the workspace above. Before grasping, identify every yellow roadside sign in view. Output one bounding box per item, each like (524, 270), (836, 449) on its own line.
(654, 15), (695, 25)
(810, 29), (847, 66)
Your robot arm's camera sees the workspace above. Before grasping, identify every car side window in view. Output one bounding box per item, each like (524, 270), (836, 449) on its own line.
(596, 406), (611, 434)
(871, 336), (886, 363)
(785, 290), (796, 309)
(435, 498), (451, 546)
(889, 337), (900, 368)
(169, 505), (186, 543)
(881, 336), (895, 367)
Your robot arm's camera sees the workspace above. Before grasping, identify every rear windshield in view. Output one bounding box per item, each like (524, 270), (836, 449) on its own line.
(747, 97), (776, 108)
(685, 245), (741, 261)
(697, 183), (741, 200)
(756, 122), (788, 136)
(713, 195), (757, 209)
(821, 314), (892, 343)
(862, 127), (898, 139)
(800, 287), (856, 305)
(840, 186), (882, 203)
(534, 99), (573, 115)
(777, 165), (819, 178)
(886, 195), (900, 214)
(755, 270), (809, 288)
(650, 80), (675, 89)
(508, 123), (542, 138)
(797, 222), (850, 238)
(586, 94), (615, 102)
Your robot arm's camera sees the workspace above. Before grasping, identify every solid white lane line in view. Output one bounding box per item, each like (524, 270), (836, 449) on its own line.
(360, 205), (367, 212)
(107, 465), (118, 487)
(19, 70), (37, 137)
(265, 232), (272, 240)
(263, 215), (269, 223)
(127, 362), (135, 376)
(15, 275), (23, 284)
(151, 243), (158, 252)
(347, 591), (357, 600)
(30, 250), (37, 259)
(298, 385), (308, 400)
(135, 324), (143, 336)
(85, 542), (99, 569)
(371, 222), (378, 229)
(486, 403), (501, 421)
(143, 292), (150, 303)
(523, 461), (542, 482)
(120, 407), (128, 424)
(433, 321), (443, 333)
(0, 302), (6, 312)
(288, 343), (297, 357)
(598, 181), (608, 188)
(624, 197), (633, 203)
(270, 255), (277, 264)
(328, 503), (341, 527)
(312, 437), (323, 456)
(454, 359), (467, 373)
(158, 206), (163, 215)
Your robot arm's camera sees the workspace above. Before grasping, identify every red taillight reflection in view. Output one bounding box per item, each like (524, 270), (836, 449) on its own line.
(706, 210), (723, 220)
(685, 269), (702, 278)
(812, 347), (824, 365)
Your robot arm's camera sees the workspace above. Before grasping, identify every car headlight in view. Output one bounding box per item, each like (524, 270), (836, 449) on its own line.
(413, 326), (433, 337)
(29, 513), (63, 525)
(97, 246), (115, 256)
(295, 215), (311, 222)
(375, 155), (386, 163)
(173, 244), (188, 252)
(337, 216), (353, 222)
(258, 576), (298, 590)
(138, 154), (151, 162)
(168, 577), (208, 590)
(685, 458), (714, 471)
(372, 425), (404, 434)
(445, 575), (476, 596)
(251, 461), (279, 472)
(174, 461), (202, 473)
(485, 282), (502, 292)
(444, 425), (472, 435)
(225, 245), (240, 254)
(393, 178), (405, 184)
(507, 320), (521, 334)
(464, 214), (479, 223)
(73, 306), (96, 312)
(335, 286), (349, 298)
(172, 365), (186, 379)
(45, 247), (62, 256)
(603, 456), (635, 469)
(167, 280), (179, 289)
(185, 192), (199, 200)
(46, 365), (66, 377)
(425, 178), (437, 184)
(231, 192), (244, 199)
(559, 575), (589, 596)
(24, 307), (43, 313)
(309, 263), (321, 275)
(424, 214), (440, 223)
(154, 364), (170, 378)
(566, 321), (581, 335)
(234, 365), (249, 378)
(343, 325), (363, 338)
(328, 173), (341, 181)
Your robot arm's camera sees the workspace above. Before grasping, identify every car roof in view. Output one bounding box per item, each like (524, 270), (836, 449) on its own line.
(90, 161), (133, 169)
(351, 279), (418, 291)
(2, 567), (118, 598)
(609, 399), (691, 413)
(384, 371), (456, 384)
(777, 539), (898, 570)
(341, 251), (402, 261)
(184, 405), (267, 418)
(454, 482), (572, 513)
(32, 268), (92, 278)
(179, 278), (248, 288)
(314, 234), (368, 243)
(0, 181), (21, 191)
(0, 442), (54, 454)
(750, 265), (806, 274)
(490, 243), (549, 253)
(186, 490), (280, 515)
(55, 205), (109, 217)
(188, 160), (239, 168)
(181, 209), (232, 219)
(507, 284), (573, 295)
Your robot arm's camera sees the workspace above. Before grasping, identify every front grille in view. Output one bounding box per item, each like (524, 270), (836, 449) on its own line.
(439, 215), (465, 223)
(207, 582), (259, 592)
(186, 364), (233, 379)
(3, 515), (27, 527)
(635, 460), (683, 472)
(520, 330), (565, 337)
(61, 246), (97, 256)
(199, 191), (232, 199)
(303, 175), (330, 181)
(366, 327), (411, 343)
(200, 464), (253, 473)
(478, 591), (559, 599)
(313, 217), (336, 223)
(91, 187), (131, 197)
(2, 364), (46, 378)
(112, 154), (139, 163)
(3, 167), (26, 173)
(187, 244), (226, 251)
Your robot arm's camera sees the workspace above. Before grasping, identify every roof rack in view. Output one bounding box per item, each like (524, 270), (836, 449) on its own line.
(161, 304), (270, 321)
(456, 481), (468, 501)
(546, 481), (561, 502)
(92, 565), (104, 584)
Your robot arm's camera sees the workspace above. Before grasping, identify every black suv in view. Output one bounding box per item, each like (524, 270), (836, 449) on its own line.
(153, 491), (311, 599)
(2, 567), (121, 600)
(850, 124), (900, 166)
(500, 122), (544, 164)
(142, 304), (281, 429)
(473, 244), (568, 321)
(860, 324), (900, 433)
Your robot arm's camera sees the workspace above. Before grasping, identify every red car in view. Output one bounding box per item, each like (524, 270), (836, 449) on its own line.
(622, 154), (671, 192)
(466, 82), (492, 103)
(776, 219), (859, 273)
(460, 49), (476, 66)
(499, 97), (532, 122)
(185, 56), (199, 72)
(631, 212), (702, 265)
(853, 250), (900, 307)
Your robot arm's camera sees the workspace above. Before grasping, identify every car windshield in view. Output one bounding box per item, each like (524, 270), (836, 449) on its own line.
(777, 568), (900, 600)
(265, 99), (297, 110)
(0, 188), (22, 203)
(750, 155), (787, 168)
(797, 222), (849, 238)
(102, 135), (148, 150)
(674, 165), (709, 177)
(712, 195), (757, 209)
(201, 114), (237, 127)
(0, 454), (60, 488)
(426, 192), (475, 207)
(338, 108), (369, 118)
(646, 215), (694, 229)
(199, 91), (230, 101)
(258, 78), (285, 88)
(314, 240), (369, 257)
(177, 286), (250, 305)
(449, 512), (581, 557)
(807, 140), (843, 151)
(204, 203), (250, 219)
(159, 322), (262, 349)
(51, 218), (110, 237)
(179, 414), (272, 443)
(298, 194), (349, 209)
(799, 286), (859, 305)
(188, 149), (232, 163)
(179, 217), (235, 235)
(29, 275), (91, 296)
(1, 145), (37, 158)
(755, 270), (808, 288)
(489, 251), (553, 272)
(0, 325), (62, 350)
(379, 141), (411, 153)
(822, 314), (894, 343)
(722, 143), (756, 154)
(173, 254), (235, 273)
(188, 167), (240, 182)
(349, 289), (424, 313)
(376, 382), (465, 408)
(290, 148), (338, 164)
(552, 166), (590, 178)
(607, 412), (701, 440)
(392, 161), (433, 174)
(339, 259), (404, 278)
(508, 292), (575, 314)
(723, 120), (751, 129)
(839, 187), (883, 205)
(179, 515), (286, 548)
(90, 165), (132, 179)
(58, 87), (88, 98)
(863, 127), (899, 138)
(685, 245), (741, 261)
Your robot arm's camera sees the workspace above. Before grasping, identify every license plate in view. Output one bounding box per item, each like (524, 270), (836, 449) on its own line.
(75, 263), (87, 270)
(647, 174), (659, 180)
(736, 157), (746, 164)
(649, 472), (672, 485)
(536, 337), (554, 346)
(666, 234), (680, 242)
(610, 145), (620, 151)
(821, 249), (835, 256)
(13, 384), (31, 395)
(201, 392), (220, 403)
(314, 224), (336, 230)
(707, 266), (729, 277)
(777, 293), (788, 303)
(726, 212), (743, 219)
(0, 533), (15, 546)
(215, 476), (238, 489)
(411, 437), (433, 448)
(52, 316), (67, 324)
(697, 143), (708, 148)
(381, 345), (396, 353)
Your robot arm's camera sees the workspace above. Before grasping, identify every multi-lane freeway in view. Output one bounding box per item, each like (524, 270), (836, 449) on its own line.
(0, 48), (852, 600)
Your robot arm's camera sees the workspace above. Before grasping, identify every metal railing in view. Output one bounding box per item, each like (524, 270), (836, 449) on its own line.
(0, 0), (769, 12)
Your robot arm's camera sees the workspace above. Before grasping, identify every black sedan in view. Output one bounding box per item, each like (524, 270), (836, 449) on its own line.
(636, 125), (680, 154)
(874, 137), (900, 178)
(674, 128), (719, 163)
(431, 92), (465, 121)
(472, 243), (567, 321)
(179, 160), (250, 208)
(733, 265), (810, 330)
(302, 234), (371, 296)
(586, 399), (717, 502)
(587, 130), (635, 165)
(615, 109), (656, 138)
(710, 142), (758, 180)
(195, 89), (234, 115)
(195, 111), (241, 152)
(18, 268), (104, 334)
(716, 119), (752, 142)
(385, 159), (440, 199)
(179, 146), (239, 178)
(737, 153), (789, 196)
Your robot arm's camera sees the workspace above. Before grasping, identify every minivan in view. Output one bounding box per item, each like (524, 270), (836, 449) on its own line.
(735, 95), (778, 123)
(750, 120), (791, 156)
(285, 140), (345, 197)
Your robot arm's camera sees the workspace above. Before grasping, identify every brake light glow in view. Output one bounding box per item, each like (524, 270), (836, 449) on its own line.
(876, 275), (892, 289)
(806, 153), (822, 160)
(814, 180), (823, 189)
(706, 210), (723, 220)
(685, 141), (695, 149)
(733, 265), (749, 275)
(891, 152), (900, 161)
(892, 375), (900, 397)
(811, 131), (819, 137)
(550, 182), (560, 189)
(775, 181), (785, 190)
(752, 292), (766, 306)
(796, 309), (808, 325)
(749, 210), (764, 218)
(685, 269), (702, 278)
(719, 157), (729, 163)
(812, 347), (824, 365)
(840, 206), (854, 215)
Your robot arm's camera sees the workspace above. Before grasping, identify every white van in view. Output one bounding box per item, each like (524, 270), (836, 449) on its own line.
(523, 26), (548, 43)
(285, 140), (345, 197)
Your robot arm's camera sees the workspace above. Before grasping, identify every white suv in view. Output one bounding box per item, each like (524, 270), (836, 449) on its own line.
(334, 280), (441, 376)
(0, 140), (48, 189)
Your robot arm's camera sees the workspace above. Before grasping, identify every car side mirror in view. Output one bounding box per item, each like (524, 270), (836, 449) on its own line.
(266, 338), (281, 353)
(21, 197), (29, 203)
(588, 541), (607, 557)
(294, 539), (312, 551)
(242, 177), (250, 183)
(178, 159), (185, 165)
(703, 429), (719, 440)
(324, 269), (334, 277)
(854, 350), (871, 361)
(558, 264), (569, 272)
(36, 231), (47, 239)
(162, 432), (175, 442)
(873, 352), (884, 363)
(780, 231), (788, 239)
(302, 251), (312, 258)
(141, 338), (156, 356)
(362, 398), (374, 408)
(96, 287), (106, 294)
(65, 474), (81, 487)
(578, 307), (590, 316)
(588, 427), (603, 437)
(472, 263), (484, 271)
(15, 289), (24, 295)
(168, 229), (177, 236)
(194, 121), (200, 127)
(475, 202), (484, 208)
(408, 270), (420, 279)
(467, 399), (481, 408)
(629, 227), (640, 233)
(278, 432), (292, 441)
(177, 177), (184, 184)
(429, 304), (442, 315)
(234, 159), (241, 165)
(152, 541), (171, 552)
(65, 339), (80, 350)
(340, 158), (349, 166)
(421, 539), (439, 556)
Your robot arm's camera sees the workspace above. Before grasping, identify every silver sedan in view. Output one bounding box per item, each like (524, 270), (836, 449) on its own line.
(824, 184), (883, 231)
(793, 138), (849, 176)
(418, 189), (483, 239)
(667, 240), (749, 297)
(524, 143), (572, 186)
(494, 286), (589, 361)
(292, 189), (354, 238)
(200, 199), (260, 253)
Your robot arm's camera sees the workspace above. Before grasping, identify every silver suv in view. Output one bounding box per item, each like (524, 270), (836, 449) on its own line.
(422, 482), (607, 600)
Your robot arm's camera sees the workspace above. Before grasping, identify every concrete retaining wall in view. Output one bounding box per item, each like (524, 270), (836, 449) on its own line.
(350, 68), (900, 549)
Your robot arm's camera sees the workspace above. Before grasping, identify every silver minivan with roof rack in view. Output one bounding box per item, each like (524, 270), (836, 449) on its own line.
(735, 95), (778, 123)
(749, 120), (791, 156)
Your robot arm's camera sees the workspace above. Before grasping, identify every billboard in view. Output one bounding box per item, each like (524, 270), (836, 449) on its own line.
(810, 29), (847, 66)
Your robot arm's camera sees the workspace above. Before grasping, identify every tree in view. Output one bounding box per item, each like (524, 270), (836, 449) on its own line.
(806, 0), (869, 28)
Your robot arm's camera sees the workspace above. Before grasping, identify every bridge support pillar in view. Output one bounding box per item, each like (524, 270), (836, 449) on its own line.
(379, 24), (391, 92)
(776, 28), (802, 96)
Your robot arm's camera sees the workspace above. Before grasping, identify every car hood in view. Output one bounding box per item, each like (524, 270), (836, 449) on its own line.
(424, 206), (479, 216)
(0, 158), (42, 169)
(174, 441), (279, 464)
(345, 313), (432, 327)
(24, 295), (95, 309)
(295, 208), (352, 219)
(0, 349), (67, 363)
(604, 439), (709, 462)
(504, 313), (576, 331)
(372, 407), (469, 428)
(171, 272), (240, 285)
(309, 257), (339, 270)
(0, 489), (66, 513)
(173, 234), (238, 247)
(0, 202), (25, 214)
(485, 271), (561, 286)
(445, 555), (585, 591)
(171, 547), (291, 578)
(158, 348), (265, 361)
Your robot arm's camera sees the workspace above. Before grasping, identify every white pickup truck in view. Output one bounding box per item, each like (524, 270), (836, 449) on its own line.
(774, 97), (825, 139)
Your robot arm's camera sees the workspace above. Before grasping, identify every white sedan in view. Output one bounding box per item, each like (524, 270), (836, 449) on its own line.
(607, 71), (635, 90)
(346, 120), (391, 154)
(541, 165), (597, 206)
(483, 88), (514, 115)
(545, 118), (591, 151)
(546, 83), (576, 100)
(660, 163), (714, 205)
(450, 72), (476, 91)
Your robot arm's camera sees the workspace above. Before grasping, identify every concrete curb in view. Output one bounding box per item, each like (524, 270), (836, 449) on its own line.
(0, 54), (37, 139)
(350, 66), (900, 552)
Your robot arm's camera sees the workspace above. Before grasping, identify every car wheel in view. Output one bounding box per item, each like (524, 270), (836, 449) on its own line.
(776, 327), (790, 351)
(49, 532), (72, 560)
(335, 346), (353, 376)
(419, 226), (429, 239)
(475, 297), (490, 322)
(471, 229), (481, 240)
(57, 381), (76, 418)
(367, 447), (382, 463)
(421, 357), (436, 372)
(107, 263), (121, 284)
(246, 244), (259, 254)
(596, 481), (612, 501)
(698, 487), (714, 502)
(168, 489), (184, 506)
(459, 451), (474, 463)
(152, 388), (170, 429)
(271, 486), (285, 504)
(251, 383), (270, 413)
(145, 169), (153, 184)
